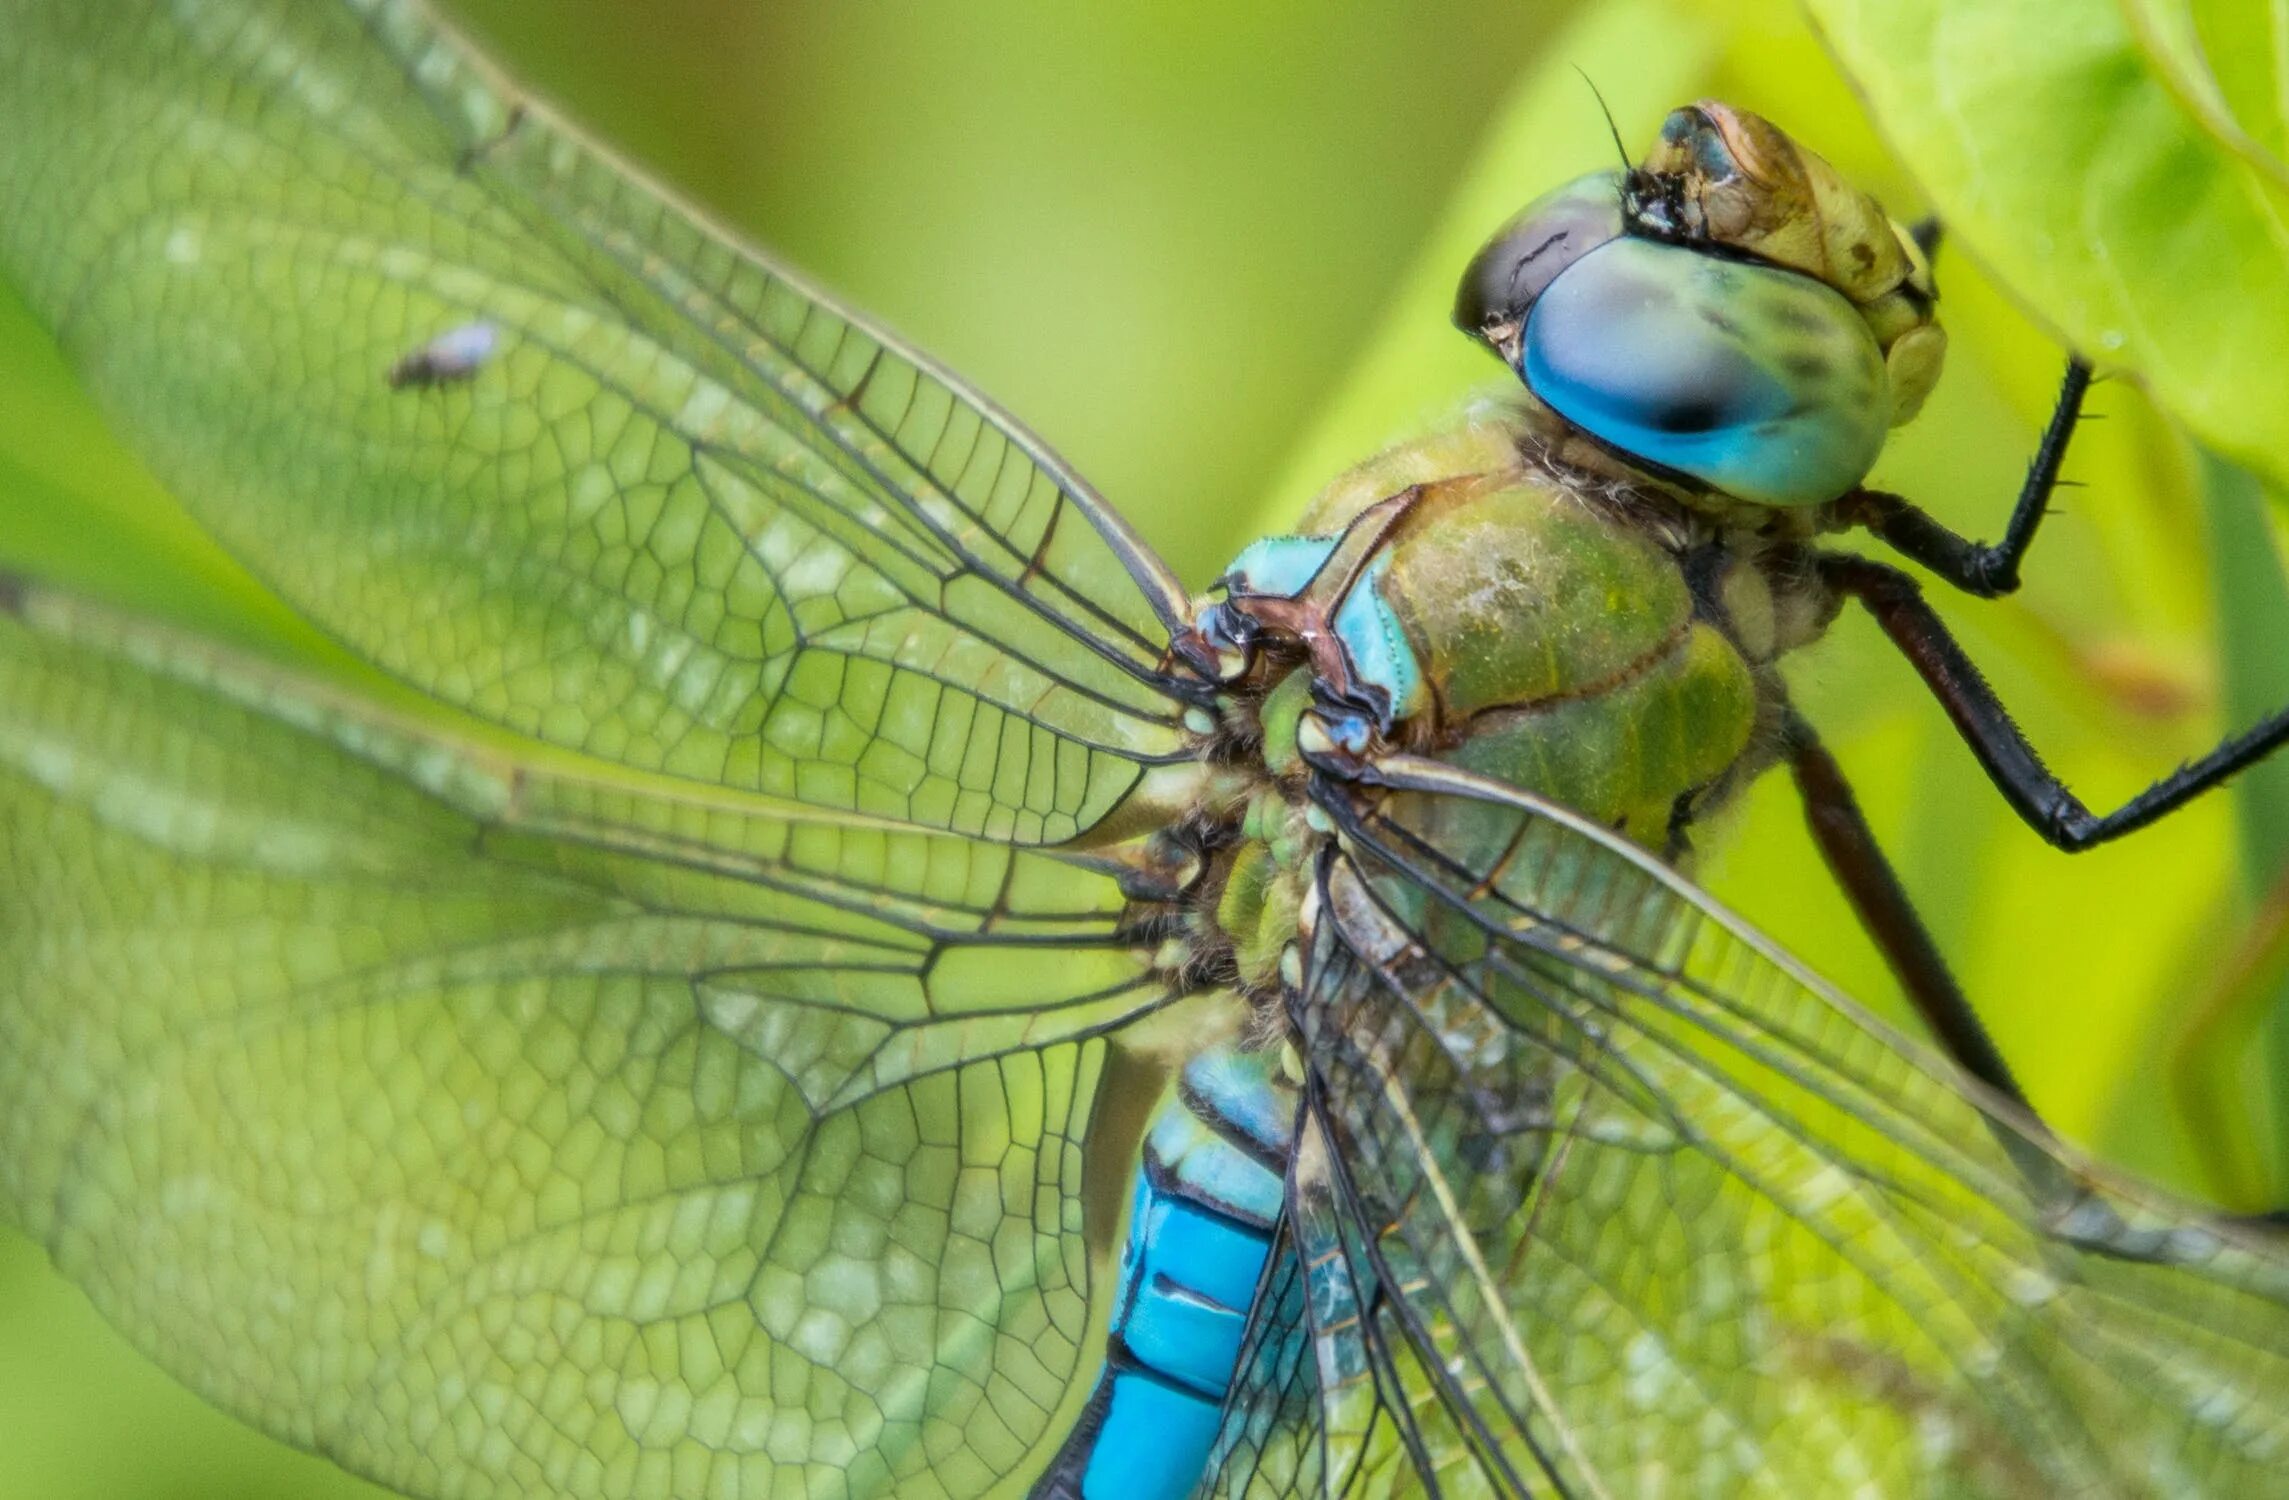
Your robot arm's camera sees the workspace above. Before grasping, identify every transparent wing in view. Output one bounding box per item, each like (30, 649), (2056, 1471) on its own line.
(0, 574), (1177, 1500)
(1200, 1211), (1325, 1500)
(0, 0), (1199, 844)
(1203, 1118), (1494, 1500)
(1291, 752), (2289, 1498)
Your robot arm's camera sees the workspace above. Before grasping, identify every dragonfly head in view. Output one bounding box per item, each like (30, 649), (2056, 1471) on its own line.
(1454, 102), (1946, 511)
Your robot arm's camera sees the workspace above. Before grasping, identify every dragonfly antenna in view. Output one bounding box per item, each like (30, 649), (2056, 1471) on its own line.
(1573, 67), (1633, 171)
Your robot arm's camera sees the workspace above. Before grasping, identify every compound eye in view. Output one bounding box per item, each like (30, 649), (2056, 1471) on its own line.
(1452, 170), (1626, 347)
(1520, 236), (1892, 508)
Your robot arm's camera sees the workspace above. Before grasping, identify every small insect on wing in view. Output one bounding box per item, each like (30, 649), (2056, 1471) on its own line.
(385, 320), (500, 388)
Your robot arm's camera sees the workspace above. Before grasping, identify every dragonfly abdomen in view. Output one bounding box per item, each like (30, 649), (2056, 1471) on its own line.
(1032, 1046), (1296, 1500)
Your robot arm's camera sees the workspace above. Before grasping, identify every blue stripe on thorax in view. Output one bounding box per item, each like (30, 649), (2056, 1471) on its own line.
(1031, 1045), (1296, 1500)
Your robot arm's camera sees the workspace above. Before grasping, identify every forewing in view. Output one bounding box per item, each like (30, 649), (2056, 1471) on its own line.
(1296, 753), (2289, 1497)
(0, 575), (1175, 1500)
(0, 0), (1197, 843)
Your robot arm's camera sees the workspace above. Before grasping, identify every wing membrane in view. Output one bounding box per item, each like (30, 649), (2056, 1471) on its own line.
(0, 575), (1176, 1499)
(1294, 753), (2289, 1497)
(1205, 1115), (1510, 1500)
(0, 0), (1198, 843)
(1201, 1210), (1324, 1500)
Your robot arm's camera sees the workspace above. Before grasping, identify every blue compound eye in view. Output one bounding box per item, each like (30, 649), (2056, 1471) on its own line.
(1520, 236), (1892, 508)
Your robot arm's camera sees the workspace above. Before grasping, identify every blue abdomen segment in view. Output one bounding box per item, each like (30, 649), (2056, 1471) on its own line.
(1082, 1371), (1227, 1500)
(1032, 1046), (1296, 1500)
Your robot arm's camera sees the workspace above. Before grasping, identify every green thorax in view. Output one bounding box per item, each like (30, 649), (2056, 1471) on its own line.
(1196, 396), (1842, 994)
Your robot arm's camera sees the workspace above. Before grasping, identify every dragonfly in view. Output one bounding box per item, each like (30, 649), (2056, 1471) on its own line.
(3, 2), (2289, 1496)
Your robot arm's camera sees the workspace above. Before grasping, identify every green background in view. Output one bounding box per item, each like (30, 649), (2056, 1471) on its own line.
(0, 0), (2281, 1494)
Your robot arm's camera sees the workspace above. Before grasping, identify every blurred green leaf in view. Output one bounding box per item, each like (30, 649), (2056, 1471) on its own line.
(2207, 455), (2289, 880)
(2202, 451), (2289, 1189)
(1806, 0), (2289, 492)
(2129, 0), (2289, 179)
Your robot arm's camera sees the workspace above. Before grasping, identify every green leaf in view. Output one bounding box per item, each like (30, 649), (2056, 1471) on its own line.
(1806, 0), (2289, 492)
(2202, 450), (2289, 1193)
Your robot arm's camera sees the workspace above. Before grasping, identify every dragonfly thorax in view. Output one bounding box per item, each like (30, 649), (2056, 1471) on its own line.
(1200, 398), (1840, 866)
(1169, 99), (1931, 1008)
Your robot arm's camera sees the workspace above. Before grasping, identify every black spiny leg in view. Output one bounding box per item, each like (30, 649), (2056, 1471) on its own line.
(1838, 357), (2093, 599)
(1818, 351), (2289, 848)
(1781, 709), (2038, 1118)
(1822, 553), (2289, 850)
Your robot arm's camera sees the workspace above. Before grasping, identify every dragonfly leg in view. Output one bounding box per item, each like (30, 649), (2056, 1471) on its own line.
(1780, 708), (2037, 1116)
(1821, 552), (2289, 849)
(1838, 356), (2093, 598)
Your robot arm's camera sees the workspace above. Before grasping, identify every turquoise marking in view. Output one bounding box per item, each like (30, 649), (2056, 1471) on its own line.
(1040, 1046), (1296, 1500)
(1221, 533), (1340, 600)
(1522, 235), (1889, 508)
(1331, 554), (1425, 724)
